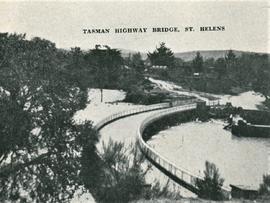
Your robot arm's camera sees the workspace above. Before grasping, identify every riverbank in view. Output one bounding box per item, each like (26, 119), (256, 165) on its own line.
(149, 77), (265, 110)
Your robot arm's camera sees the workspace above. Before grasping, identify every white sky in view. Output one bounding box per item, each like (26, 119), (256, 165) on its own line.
(0, 0), (269, 53)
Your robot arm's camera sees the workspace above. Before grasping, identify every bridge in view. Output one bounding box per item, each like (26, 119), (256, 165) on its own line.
(94, 99), (231, 198)
(137, 101), (231, 198)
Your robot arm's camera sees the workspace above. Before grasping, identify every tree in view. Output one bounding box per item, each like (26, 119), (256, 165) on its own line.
(253, 60), (270, 102)
(259, 174), (270, 198)
(131, 52), (145, 73)
(225, 49), (236, 62)
(215, 58), (226, 79)
(147, 42), (175, 68)
(0, 33), (99, 202)
(195, 161), (225, 200)
(81, 139), (149, 202)
(225, 50), (237, 74)
(64, 47), (91, 89)
(192, 52), (204, 73)
(85, 45), (123, 102)
(82, 139), (180, 202)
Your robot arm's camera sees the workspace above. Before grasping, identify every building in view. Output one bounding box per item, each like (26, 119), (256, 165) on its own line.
(230, 184), (258, 199)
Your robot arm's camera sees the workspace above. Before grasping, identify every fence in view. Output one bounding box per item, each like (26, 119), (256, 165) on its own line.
(206, 99), (220, 106)
(94, 102), (170, 131)
(94, 97), (220, 131)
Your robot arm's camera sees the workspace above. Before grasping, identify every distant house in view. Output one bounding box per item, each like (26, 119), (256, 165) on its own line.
(230, 184), (258, 199)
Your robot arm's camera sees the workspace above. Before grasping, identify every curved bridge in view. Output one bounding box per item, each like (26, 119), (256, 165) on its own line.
(137, 101), (231, 198)
(94, 103), (170, 131)
(93, 99), (231, 197)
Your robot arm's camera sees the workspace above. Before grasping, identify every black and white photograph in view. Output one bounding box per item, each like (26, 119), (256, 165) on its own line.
(0, 0), (269, 202)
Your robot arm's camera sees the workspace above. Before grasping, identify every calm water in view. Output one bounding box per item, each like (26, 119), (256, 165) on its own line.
(148, 120), (270, 189)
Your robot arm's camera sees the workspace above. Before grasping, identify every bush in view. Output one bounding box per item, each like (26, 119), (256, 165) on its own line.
(124, 90), (167, 105)
(82, 139), (181, 202)
(259, 174), (270, 199)
(195, 161), (225, 200)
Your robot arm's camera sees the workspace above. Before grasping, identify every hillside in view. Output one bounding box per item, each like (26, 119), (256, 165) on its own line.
(174, 50), (245, 61)
(119, 48), (148, 60)
(119, 49), (268, 61)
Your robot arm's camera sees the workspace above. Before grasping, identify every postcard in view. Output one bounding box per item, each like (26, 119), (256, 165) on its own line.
(0, 1), (269, 202)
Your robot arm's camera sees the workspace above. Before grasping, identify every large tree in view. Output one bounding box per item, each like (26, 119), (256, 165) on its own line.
(147, 42), (175, 68)
(214, 58), (226, 79)
(225, 49), (237, 75)
(131, 52), (145, 73)
(0, 33), (99, 202)
(64, 47), (92, 89)
(85, 45), (123, 102)
(192, 52), (204, 73)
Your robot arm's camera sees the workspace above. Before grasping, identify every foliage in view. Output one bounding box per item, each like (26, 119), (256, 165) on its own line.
(124, 90), (167, 105)
(259, 174), (270, 197)
(195, 161), (225, 201)
(192, 52), (204, 73)
(225, 49), (236, 63)
(85, 46), (123, 88)
(82, 139), (148, 202)
(82, 139), (181, 202)
(149, 180), (182, 200)
(157, 48), (270, 99)
(147, 42), (175, 68)
(84, 45), (123, 102)
(214, 58), (226, 79)
(253, 66), (270, 100)
(63, 47), (93, 89)
(125, 52), (145, 73)
(0, 33), (99, 202)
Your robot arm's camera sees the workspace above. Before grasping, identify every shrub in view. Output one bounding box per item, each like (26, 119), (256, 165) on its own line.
(82, 139), (181, 202)
(195, 161), (225, 200)
(259, 174), (270, 198)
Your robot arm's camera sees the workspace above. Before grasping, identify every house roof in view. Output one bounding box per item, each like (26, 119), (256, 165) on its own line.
(230, 184), (258, 191)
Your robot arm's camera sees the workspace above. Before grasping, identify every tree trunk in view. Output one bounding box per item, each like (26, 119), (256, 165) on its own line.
(100, 89), (103, 103)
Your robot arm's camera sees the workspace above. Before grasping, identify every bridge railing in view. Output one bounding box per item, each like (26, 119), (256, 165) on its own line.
(94, 102), (170, 131)
(137, 102), (231, 195)
(207, 99), (221, 106)
(92, 98), (230, 196)
(94, 98), (220, 131)
(137, 103), (201, 185)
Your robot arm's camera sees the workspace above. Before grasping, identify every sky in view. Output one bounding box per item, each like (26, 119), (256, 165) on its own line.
(0, 0), (269, 53)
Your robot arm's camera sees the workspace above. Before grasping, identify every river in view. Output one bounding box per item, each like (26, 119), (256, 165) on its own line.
(148, 120), (270, 189)
(147, 78), (269, 189)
